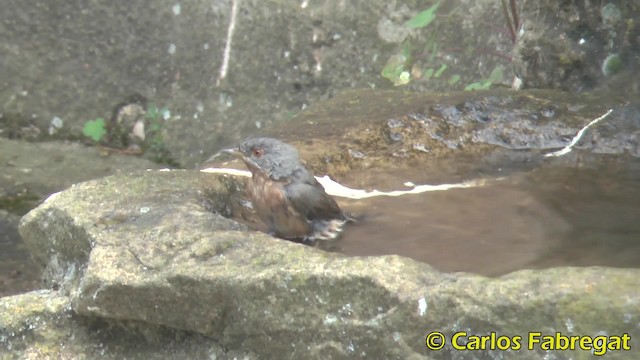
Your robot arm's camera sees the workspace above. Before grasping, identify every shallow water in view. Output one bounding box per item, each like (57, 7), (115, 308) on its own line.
(324, 159), (640, 276)
(4, 158), (637, 297)
(0, 217), (40, 296)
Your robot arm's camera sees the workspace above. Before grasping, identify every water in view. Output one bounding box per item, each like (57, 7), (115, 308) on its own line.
(5, 157), (637, 297)
(0, 215), (40, 296)
(323, 158), (640, 276)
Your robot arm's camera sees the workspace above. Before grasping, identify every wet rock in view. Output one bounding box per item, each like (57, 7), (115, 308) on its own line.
(8, 170), (640, 359)
(348, 149), (366, 159)
(268, 89), (633, 179)
(4, 0), (637, 169)
(0, 137), (165, 296)
(0, 290), (226, 359)
(0, 137), (163, 215)
(578, 106), (640, 157)
(513, 1), (640, 92)
(0, 1), (397, 168)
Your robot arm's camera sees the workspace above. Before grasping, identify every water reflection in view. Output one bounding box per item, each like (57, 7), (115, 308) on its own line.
(327, 160), (640, 276)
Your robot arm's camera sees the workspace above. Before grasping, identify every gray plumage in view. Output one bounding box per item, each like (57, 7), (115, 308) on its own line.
(236, 137), (348, 241)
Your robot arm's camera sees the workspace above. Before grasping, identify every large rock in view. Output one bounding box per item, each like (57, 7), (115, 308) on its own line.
(0, 138), (163, 297)
(266, 89), (634, 179)
(0, 290), (227, 359)
(514, 1), (640, 92)
(0, 137), (163, 214)
(5, 170), (638, 359)
(4, 1), (635, 168)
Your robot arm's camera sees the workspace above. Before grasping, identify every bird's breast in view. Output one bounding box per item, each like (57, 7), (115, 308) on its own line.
(247, 174), (311, 239)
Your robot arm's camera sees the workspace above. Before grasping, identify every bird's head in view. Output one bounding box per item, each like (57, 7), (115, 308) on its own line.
(227, 137), (301, 180)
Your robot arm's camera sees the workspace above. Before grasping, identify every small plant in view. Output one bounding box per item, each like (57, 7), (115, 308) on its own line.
(82, 118), (107, 142)
(143, 102), (178, 166)
(381, 2), (440, 86)
(380, 0), (518, 90)
(145, 103), (169, 143)
(381, 43), (412, 86)
(464, 66), (504, 91)
(405, 2), (440, 29)
(145, 103), (170, 122)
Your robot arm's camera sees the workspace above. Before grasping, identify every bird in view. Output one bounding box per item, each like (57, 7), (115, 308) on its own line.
(225, 137), (349, 242)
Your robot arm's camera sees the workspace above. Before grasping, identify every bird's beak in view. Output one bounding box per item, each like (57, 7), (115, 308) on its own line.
(200, 147), (242, 169)
(221, 147), (242, 157)
(223, 147), (264, 174)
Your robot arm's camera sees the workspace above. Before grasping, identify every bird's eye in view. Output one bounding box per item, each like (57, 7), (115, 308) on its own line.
(252, 148), (264, 158)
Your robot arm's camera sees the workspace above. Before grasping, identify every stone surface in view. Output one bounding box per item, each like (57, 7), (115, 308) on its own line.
(265, 89), (634, 179)
(4, 1), (635, 169)
(2, 87), (634, 296)
(0, 290), (227, 359)
(0, 138), (164, 297)
(514, 1), (640, 92)
(8, 170), (639, 359)
(0, 138), (163, 215)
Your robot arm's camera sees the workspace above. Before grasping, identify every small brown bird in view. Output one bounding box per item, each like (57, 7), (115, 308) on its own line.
(227, 137), (348, 242)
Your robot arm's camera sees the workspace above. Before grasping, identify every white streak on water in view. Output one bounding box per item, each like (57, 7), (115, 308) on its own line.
(199, 168), (496, 199)
(544, 109), (613, 158)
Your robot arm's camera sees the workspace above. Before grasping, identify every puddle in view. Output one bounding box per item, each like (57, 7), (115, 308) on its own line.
(0, 216), (41, 297)
(323, 160), (640, 276)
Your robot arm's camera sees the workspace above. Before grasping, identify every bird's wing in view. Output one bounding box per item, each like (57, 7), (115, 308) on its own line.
(283, 169), (343, 221)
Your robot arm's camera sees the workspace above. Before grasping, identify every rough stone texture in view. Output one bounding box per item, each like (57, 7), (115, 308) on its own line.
(0, 290), (228, 359)
(513, 1), (640, 92)
(0, 137), (163, 214)
(266, 89), (635, 179)
(0, 137), (165, 296)
(7, 170), (639, 359)
(1, 87), (634, 299)
(4, 0), (633, 169)
(0, 0), (399, 167)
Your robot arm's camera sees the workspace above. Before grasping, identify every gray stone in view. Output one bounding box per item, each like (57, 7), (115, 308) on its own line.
(0, 137), (164, 298)
(513, 1), (640, 92)
(5, 1), (635, 169)
(7, 170), (639, 359)
(0, 137), (163, 214)
(265, 89), (637, 180)
(0, 290), (227, 359)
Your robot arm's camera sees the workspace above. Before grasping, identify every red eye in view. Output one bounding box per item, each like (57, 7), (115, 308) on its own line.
(252, 148), (264, 157)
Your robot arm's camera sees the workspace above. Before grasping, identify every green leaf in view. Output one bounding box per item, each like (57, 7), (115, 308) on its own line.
(146, 103), (159, 119)
(381, 54), (408, 84)
(487, 66), (504, 83)
(396, 71), (411, 86)
(424, 68), (434, 80)
(448, 74), (461, 85)
(82, 118), (107, 142)
(149, 122), (162, 132)
(464, 80), (492, 91)
(405, 2), (440, 29)
(400, 41), (412, 60)
(434, 64), (447, 78)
